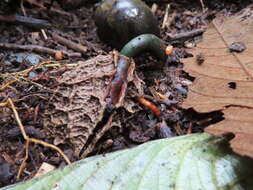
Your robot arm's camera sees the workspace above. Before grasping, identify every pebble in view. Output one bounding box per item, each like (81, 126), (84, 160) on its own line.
(229, 42), (246, 53)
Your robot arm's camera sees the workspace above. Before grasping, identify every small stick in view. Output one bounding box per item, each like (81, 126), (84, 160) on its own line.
(43, 63), (78, 68)
(113, 50), (119, 67)
(25, 0), (72, 17)
(29, 138), (70, 165)
(41, 29), (48, 40)
(0, 60), (63, 92)
(33, 105), (39, 123)
(155, 91), (168, 100)
(149, 87), (168, 100)
(0, 102), (8, 107)
(0, 79), (18, 90)
(150, 86), (170, 100)
(167, 28), (206, 41)
(18, 76), (52, 92)
(199, 0), (206, 12)
(17, 141), (29, 179)
(50, 32), (87, 55)
(162, 4), (170, 29)
(8, 98), (28, 139)
(20, 0), (27, 17)
(0, 60), (57, 78)
(0, 43), (81, 57)
(165, 12), (177, 30)
(0, 15), (51, 29)
(0, 60), (69, 92)
(6, 98), (71, 178)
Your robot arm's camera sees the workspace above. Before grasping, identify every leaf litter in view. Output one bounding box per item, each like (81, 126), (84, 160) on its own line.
(182, 7), (253, 158)
(1, 0), (252, 187)
(44, 53), (143, 158)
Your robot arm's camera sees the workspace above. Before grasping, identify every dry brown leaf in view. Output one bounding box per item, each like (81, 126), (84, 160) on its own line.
(44, 54), (142, 158)
(182, 8), (253, 158)
(34, 162), (55, 178)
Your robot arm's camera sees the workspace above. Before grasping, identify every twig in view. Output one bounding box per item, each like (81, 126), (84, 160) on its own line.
(0, 15), (51, 29)
(0, 60), (73, 91)
(149, 87), (167, 100)
(17, 141), (29, 179)
(167, 28), (206, 41)
(0, 101), (8, 107)
(5, 98), (71, 178)
(17, 76), (53, 92)
(41, 29), (48, 40)
(0, 60), (56, 78)
(113, 50), (119, 67)
(0, 43), (81, 57)
(20, 0), (27, 17)
(24, 0), (79, 26)
(162, 4), (170, 29)
(43, 63), (78, 68)
(7, 99), (28, 138)
(25, 0), (73, 17)
(50, 32), (87, 55)
(199, 0), (206, 12)
(0, 60), (62, 91)
(165, 12), (177, 30)
(0, 76), (47, 92)
(0, 79), (18, 91)
(29, 138), (70, 164)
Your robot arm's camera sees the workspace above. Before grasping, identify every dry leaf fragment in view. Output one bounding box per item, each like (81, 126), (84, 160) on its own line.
(44, 55), (115, 157)
(44, 54), (141, 158)
(182, 8), (253, 158)
(34, 162), (55, 178)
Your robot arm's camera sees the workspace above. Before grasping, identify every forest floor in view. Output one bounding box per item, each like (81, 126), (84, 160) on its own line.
(0, 0), (251, 187)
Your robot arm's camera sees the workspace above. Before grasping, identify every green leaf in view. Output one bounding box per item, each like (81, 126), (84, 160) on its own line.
(2, 133), (253, 190)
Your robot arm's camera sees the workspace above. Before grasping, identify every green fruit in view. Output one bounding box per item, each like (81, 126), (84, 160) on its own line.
(95, 0), (160, 49)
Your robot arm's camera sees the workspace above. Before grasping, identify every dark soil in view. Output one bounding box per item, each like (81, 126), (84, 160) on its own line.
(0, 0), (252, 188)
